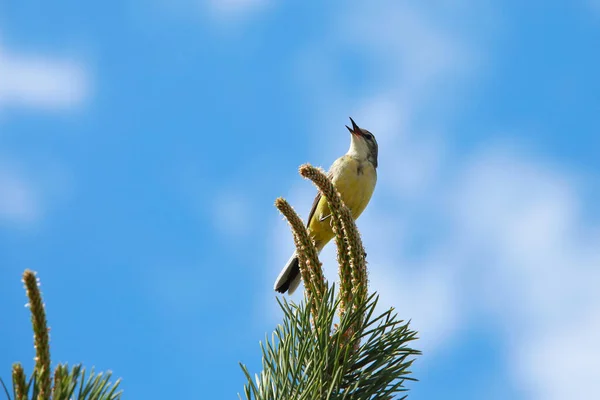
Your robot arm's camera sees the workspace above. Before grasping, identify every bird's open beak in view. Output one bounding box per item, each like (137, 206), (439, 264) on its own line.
(345, 117), (363, 136)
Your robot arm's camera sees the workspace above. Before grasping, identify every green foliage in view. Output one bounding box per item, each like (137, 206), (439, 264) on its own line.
(1, 270), (122, 400)
(240, 287), (419, 400)
(1, 364), (121, 400)
(52, 365), (121, 400)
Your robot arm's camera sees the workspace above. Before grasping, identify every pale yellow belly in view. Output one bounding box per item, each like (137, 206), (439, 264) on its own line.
(308, 156), (377, 249)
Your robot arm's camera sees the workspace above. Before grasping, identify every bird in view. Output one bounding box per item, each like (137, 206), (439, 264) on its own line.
(274, 117), (378, 294)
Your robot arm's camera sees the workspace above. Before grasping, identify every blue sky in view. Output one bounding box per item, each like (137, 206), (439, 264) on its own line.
(1, 1), (599, 399)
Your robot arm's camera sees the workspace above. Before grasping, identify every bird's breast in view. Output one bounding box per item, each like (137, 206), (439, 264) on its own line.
(330, 156), (377, 220)
(308, 156), (377, 249)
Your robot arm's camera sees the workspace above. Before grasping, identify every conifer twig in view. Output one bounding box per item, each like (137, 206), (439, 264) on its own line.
(297, 165), (353, 311)
(52, 364), (64, 398)
(242, 163), (420, 399)
(275, 197), (326, 314)
(299, 164), (370, 352)
(298, 165), (368, 317)
(23, 269), (52, 400)
(12, 363), (27, 400)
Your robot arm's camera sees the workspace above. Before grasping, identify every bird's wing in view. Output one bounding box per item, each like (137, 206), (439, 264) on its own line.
(306, 192), (322, 227)
(306, 170), (334, 227)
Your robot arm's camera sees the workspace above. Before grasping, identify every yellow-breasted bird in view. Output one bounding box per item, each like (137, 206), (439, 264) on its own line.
(274, 118), (378, 294)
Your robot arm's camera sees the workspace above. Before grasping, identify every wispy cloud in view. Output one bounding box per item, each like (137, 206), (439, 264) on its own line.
(0, 160), (72, 228)
(0, 36), (88, 228)
(0, 165), (40, 225)
(0, 40), (90, 112)
(174, 161), (255, 239)
(292, 1), (486, 144)
(205, 0), (269, 19)
(447, 148), (600, 399)
(211, 189), (253, 237)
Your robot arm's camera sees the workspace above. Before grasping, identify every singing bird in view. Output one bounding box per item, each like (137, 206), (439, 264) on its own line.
(274, 118), (378, 294)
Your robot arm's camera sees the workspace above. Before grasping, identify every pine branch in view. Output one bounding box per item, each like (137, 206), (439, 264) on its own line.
(275, 197), (327, 317)
(241, 287), (419, 399)
(240, 164), (420, 399)
(22, 270), (51, 400)
(299, 164), (368, 321)
(3, 271), (123, 400)
(297, 165), (355, 316)
(299, 164), (369, 352)
(11, 364), (27, 400)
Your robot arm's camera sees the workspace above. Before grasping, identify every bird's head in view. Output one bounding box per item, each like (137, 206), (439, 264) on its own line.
(346, 117), (378, 168)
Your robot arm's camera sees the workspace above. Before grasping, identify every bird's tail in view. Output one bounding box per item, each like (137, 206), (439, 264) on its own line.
(274, 252), (301, 294)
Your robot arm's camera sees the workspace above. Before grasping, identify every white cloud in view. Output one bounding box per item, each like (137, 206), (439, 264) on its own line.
(449, 149), (600, 399)
(336, 2), (475, 93)
(196, 0), (271, 25)
(292, 1), (485, 141)
(520, 305), (600, 400)
(0, 160), (72, 228)
(136, 0), (271, 27)
(0, 166), (40, 225)
(0, 37), (87, 227)
(206, 0), (268, 17)
(367, 256), (461, 353)
(211, 189), (253, 237)
(0, 40), (89, 111)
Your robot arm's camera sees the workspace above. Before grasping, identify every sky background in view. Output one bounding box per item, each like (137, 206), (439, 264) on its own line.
(1, 1), (599, 399)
